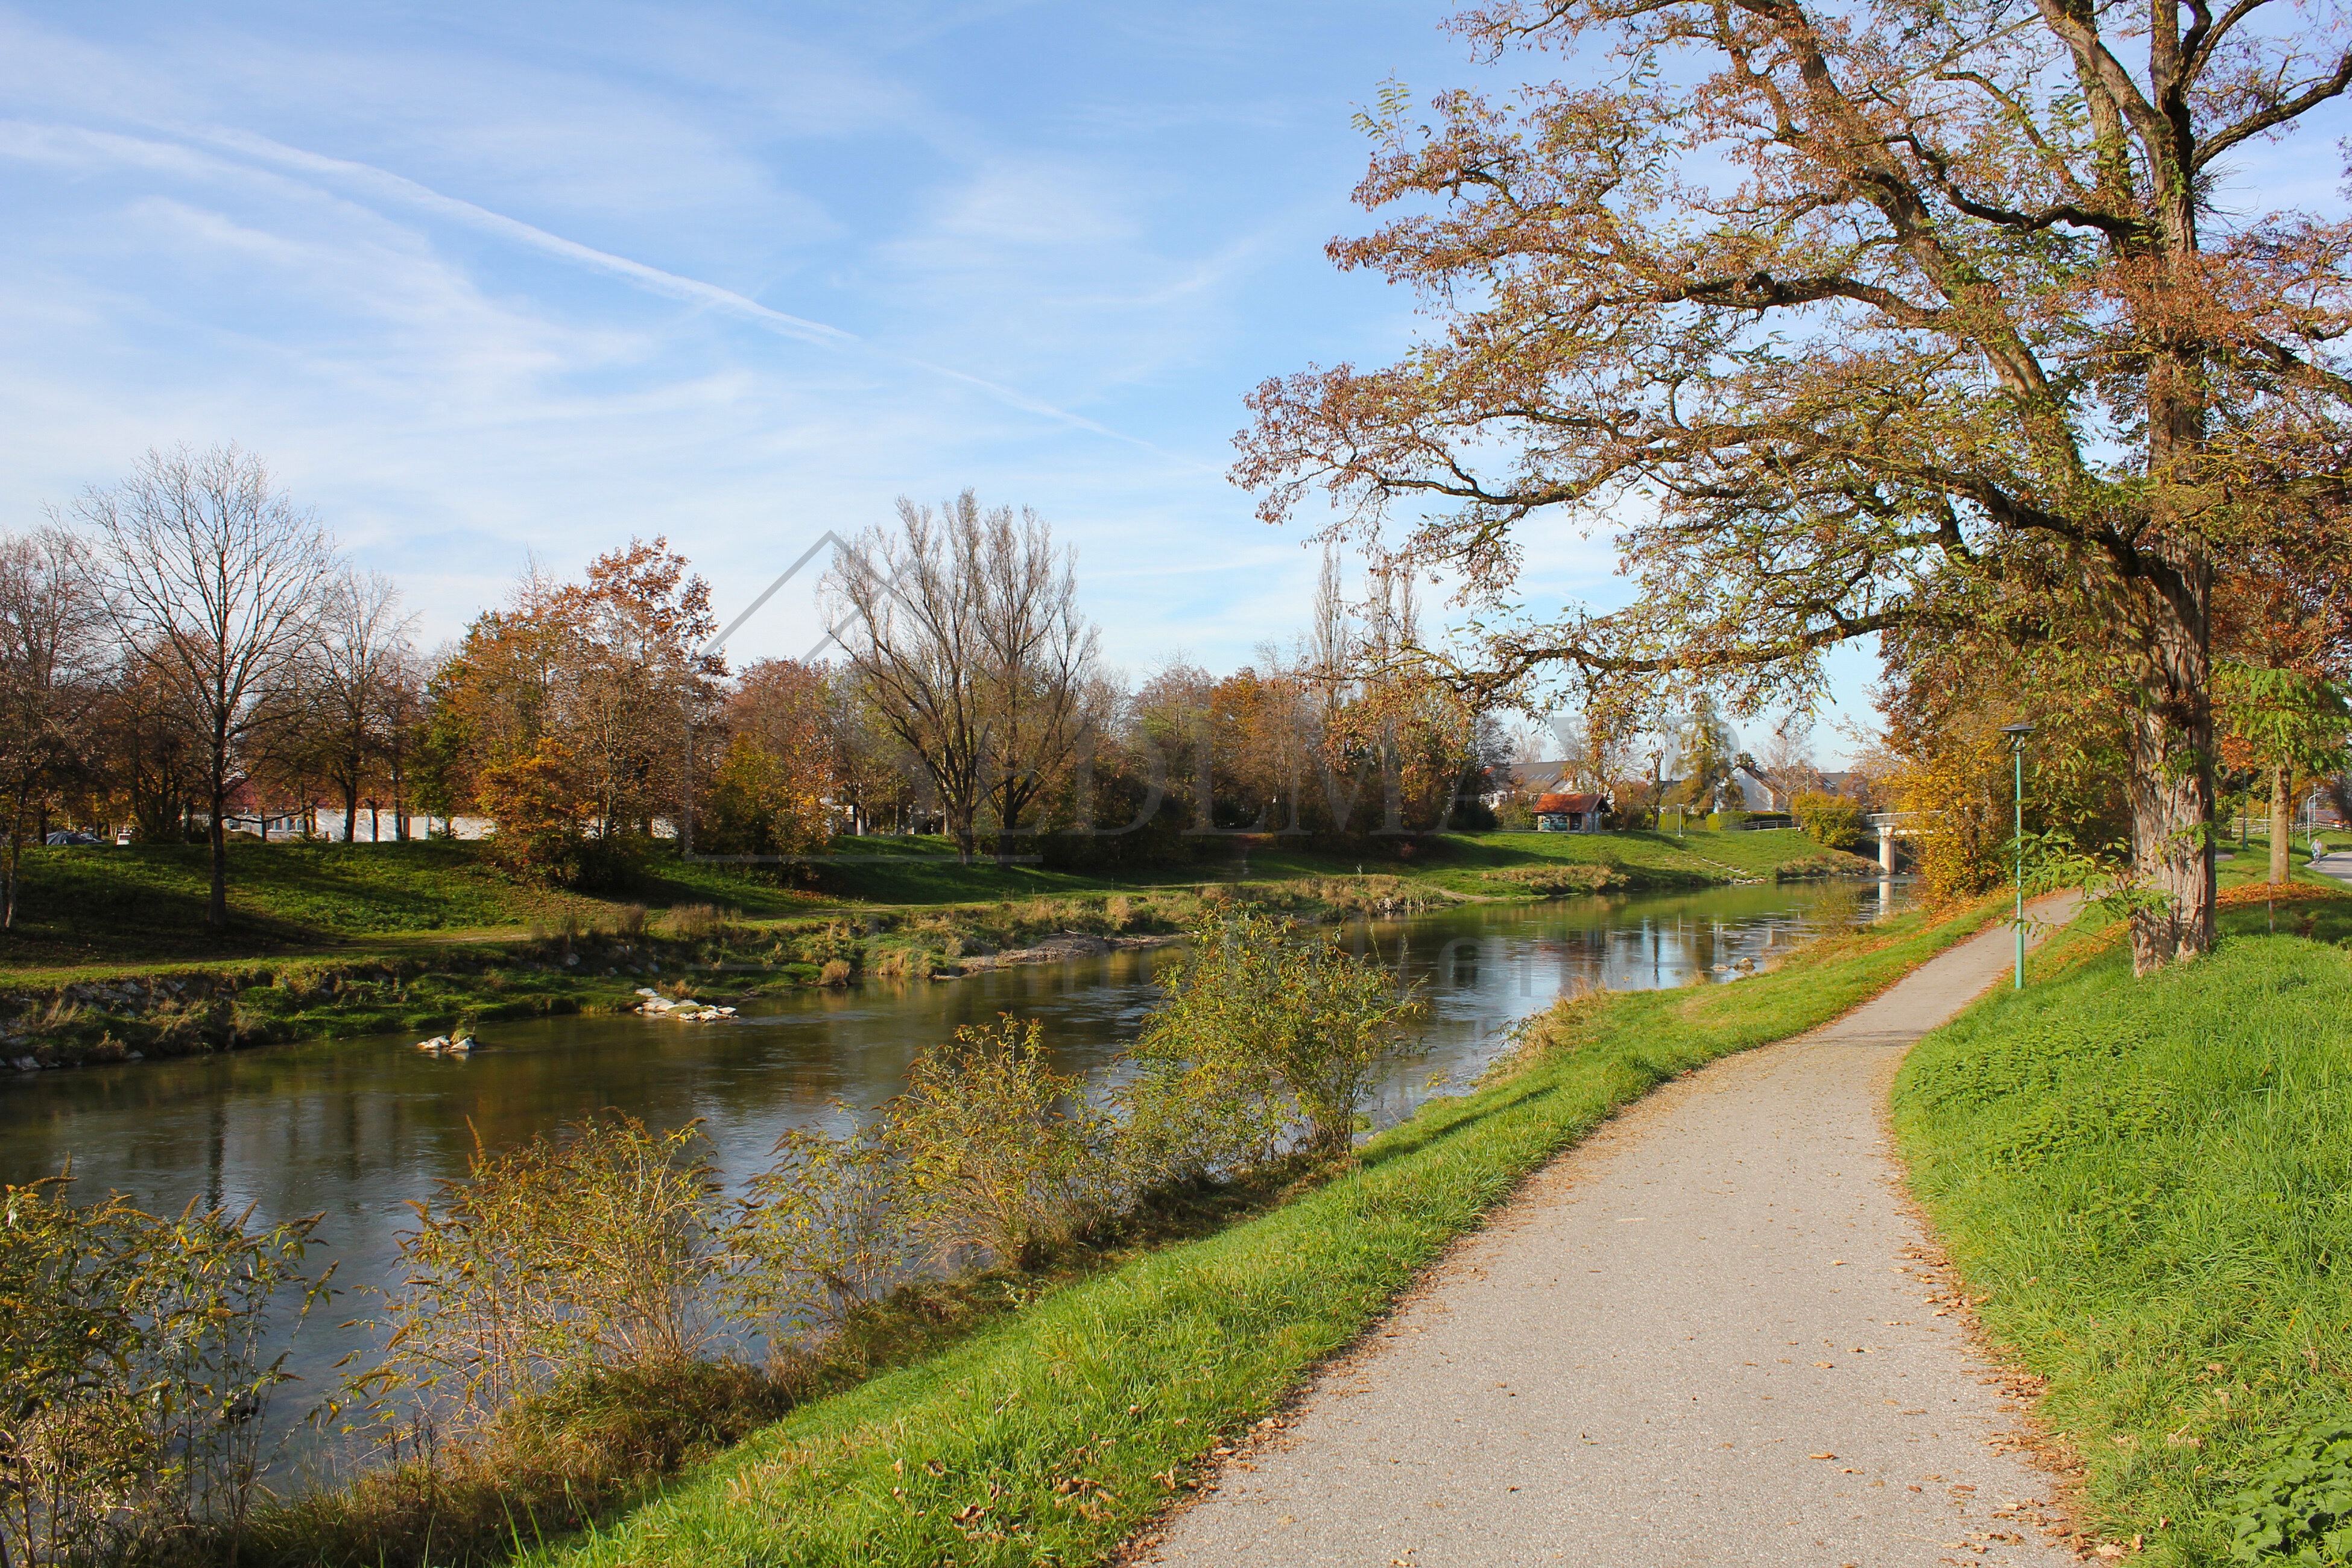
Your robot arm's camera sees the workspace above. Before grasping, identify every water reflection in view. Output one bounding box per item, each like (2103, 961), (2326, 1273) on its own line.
(0, 877), (1902, 1462)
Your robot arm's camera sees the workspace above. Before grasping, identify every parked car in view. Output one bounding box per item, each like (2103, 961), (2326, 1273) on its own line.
(42, 830), (102, 846)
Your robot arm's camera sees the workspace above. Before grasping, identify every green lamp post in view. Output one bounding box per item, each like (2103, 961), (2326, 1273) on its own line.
(2002, 722), (2036, 988)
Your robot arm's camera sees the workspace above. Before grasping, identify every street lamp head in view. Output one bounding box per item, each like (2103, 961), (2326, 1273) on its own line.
(2001, 722), (2037, 745)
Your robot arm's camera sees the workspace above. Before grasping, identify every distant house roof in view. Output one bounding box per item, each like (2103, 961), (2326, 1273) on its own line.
(1730, 763), (1876, 810)
(1728, 762), (1785, 811)
(1533, 792), (1606, 815)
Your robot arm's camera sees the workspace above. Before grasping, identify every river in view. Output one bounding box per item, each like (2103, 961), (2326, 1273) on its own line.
(1, 877), (1905, 1468)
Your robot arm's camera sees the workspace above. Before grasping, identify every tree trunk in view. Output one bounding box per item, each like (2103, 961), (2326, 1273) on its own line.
(2125, 582), (2216, 976)
(2270, 762), (2292, 886)
(208, 783), (229, 926)
(343, 783), (359, 842)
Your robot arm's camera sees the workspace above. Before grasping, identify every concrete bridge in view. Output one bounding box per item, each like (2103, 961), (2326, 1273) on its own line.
(1867, 811), (1926, 872)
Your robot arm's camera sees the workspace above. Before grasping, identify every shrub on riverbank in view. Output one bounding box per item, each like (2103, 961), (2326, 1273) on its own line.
(350, 1118), (730, 1438)
(1126, 910), (1426, 1163)
(900, 1017), (1118, 1269)
(239, 914), (1414, 1565)
(0, 1178), (329, 1568)
(1893, 888), (2352, 1566)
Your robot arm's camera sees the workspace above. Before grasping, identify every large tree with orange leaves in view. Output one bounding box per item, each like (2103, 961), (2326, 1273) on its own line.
(694, 657), (839, 862)
(431, 539), (722, 882)
(1240, 0), (2352, 973)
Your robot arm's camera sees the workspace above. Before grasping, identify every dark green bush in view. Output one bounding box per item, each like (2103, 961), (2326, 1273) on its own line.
(2222, 1421), (2352, 1565)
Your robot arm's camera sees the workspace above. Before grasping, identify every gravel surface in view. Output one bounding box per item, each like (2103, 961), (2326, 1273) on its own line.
(1142, 896), (2088, 1568)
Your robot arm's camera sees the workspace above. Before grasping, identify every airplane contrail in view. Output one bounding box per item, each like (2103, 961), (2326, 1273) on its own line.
(177, 124), (1163, 450)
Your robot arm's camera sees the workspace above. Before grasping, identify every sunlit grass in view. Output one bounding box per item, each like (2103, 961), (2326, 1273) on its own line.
(1894, 888), (2352, 1565)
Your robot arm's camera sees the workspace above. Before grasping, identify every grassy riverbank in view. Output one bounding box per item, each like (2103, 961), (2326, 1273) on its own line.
(0, 828), (1863, 1069)
(1, 879), (1458, 1069)
(0, 839), (835, 970)
(1, 827), (1856, 973)
(1893, 866), (2352, 1565)
(469, 894), (2003, 1568)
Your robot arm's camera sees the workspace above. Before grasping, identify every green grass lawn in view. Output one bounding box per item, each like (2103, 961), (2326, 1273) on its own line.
(1246, 824), (1862, 894)
(818, 824), (1856, 905)
(0, 840), (848, 974)
(1894, 871), (2352, 1565)
(507, 895), (2003, 1568)
(797, 835), (1224, 906)
(1, 827), (1859, 978)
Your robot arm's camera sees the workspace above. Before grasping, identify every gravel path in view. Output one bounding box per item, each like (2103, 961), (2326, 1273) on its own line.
(1142, 896), (2088, 1568)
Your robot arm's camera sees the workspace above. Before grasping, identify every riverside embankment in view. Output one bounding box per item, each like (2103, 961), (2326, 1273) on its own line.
(0, 825), (1873, 1073)
(505, 885), (1996, 1568)
(0, 878), (1430, 1072)
(3, 878), (1907, 1484)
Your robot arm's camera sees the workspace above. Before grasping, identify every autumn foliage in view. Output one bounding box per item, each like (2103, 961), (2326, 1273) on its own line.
(430, 539), (727, 885)
(1241, 0), (2352, 970)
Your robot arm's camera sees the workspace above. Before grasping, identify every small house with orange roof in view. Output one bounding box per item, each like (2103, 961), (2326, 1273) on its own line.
(1532, 790), (1609, 833)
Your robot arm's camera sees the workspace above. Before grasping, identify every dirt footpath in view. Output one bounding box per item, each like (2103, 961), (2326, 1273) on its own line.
(1140, 896), (2088, 1568)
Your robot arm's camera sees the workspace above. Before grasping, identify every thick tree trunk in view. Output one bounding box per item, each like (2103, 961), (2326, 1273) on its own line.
(2125, 580), (2216, 975)
(2270, 763), (2292, 886)
(343, 783), (359, 842)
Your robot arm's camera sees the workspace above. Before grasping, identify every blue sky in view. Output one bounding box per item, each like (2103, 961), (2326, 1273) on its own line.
(5, 2), (2341, 767)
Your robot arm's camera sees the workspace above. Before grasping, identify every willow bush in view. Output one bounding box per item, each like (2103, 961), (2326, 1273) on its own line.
(351, 1118), (727, 1441)
(897, 1016), (1117, 1269)
(1123, 909), (1424, 1165)
(0, 1175), (330, 1568)
(731, 1113), (918, 1335)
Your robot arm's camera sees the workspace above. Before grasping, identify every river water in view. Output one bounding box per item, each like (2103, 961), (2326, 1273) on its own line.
(1, 877), (1905, 1464)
